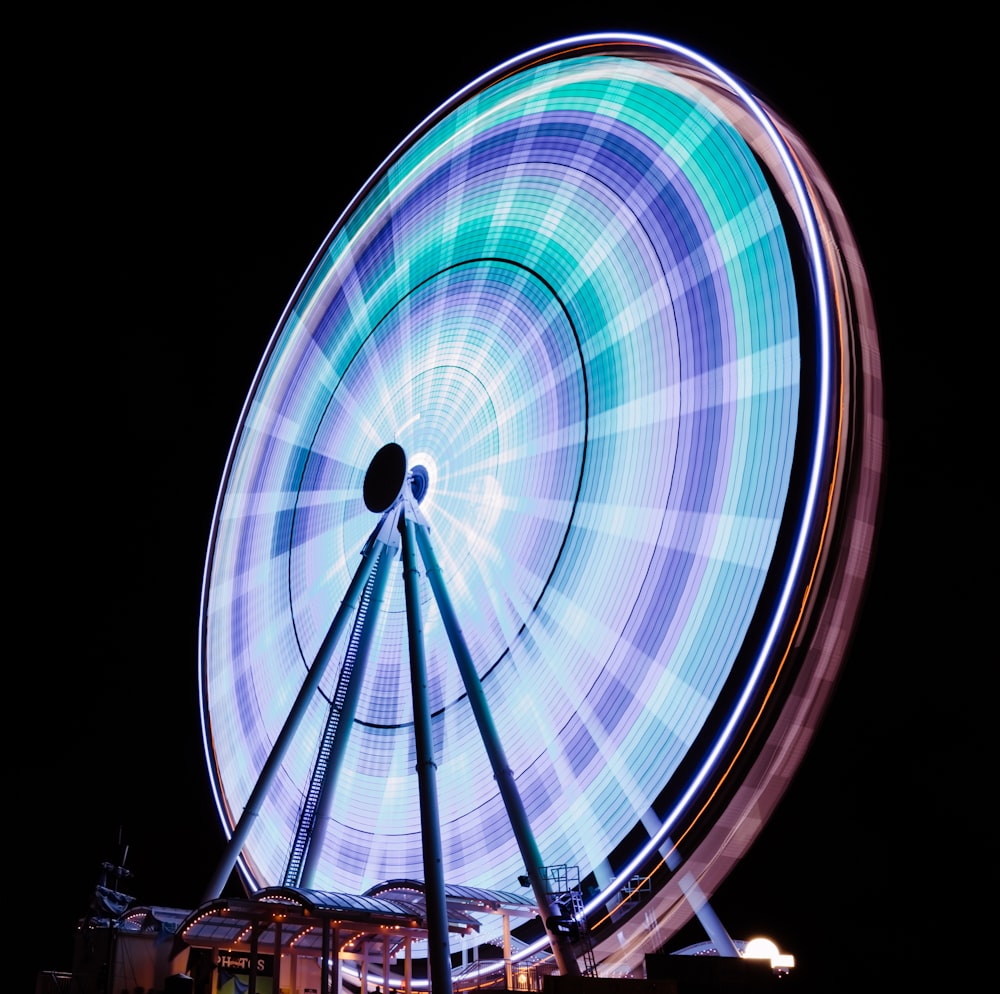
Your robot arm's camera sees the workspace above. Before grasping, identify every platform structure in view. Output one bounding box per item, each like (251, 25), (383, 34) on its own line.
(172, 881), (544, 994)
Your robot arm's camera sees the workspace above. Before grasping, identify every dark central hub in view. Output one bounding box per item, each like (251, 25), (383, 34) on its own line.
(363, 442), (408, 512)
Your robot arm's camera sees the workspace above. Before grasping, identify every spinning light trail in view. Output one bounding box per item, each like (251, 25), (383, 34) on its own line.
(199, 33), (883, 974)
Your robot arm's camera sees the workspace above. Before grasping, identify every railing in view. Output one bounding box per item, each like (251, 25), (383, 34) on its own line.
(542, 865), (598, 977)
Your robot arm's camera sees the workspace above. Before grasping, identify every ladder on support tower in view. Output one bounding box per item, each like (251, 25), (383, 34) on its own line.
(569, 881), (598, 977)
(283, 559), (382, 886)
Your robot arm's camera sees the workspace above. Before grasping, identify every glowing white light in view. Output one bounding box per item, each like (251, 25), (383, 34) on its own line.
(743, 937), (779, 960)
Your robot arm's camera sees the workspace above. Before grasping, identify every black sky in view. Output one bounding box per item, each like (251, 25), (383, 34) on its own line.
(21, 7), (987, 993)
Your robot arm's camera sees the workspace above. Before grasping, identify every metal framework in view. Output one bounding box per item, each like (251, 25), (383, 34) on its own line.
(203, 447), (588, 989)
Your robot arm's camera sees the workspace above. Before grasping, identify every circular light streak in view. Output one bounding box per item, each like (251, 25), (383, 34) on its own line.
(199, 33), (883, 971)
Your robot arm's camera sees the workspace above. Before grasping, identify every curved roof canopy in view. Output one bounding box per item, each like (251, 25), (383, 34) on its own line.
(175, 882), (538, 959)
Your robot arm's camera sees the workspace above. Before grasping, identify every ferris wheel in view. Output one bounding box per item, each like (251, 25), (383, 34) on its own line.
(198, 33), (883, 981)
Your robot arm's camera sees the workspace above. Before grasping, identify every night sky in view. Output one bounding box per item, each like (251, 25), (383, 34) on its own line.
(22, 7), (985, 994)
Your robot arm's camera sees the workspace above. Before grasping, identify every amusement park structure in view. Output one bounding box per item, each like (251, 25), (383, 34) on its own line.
(48, 30), (882, 994)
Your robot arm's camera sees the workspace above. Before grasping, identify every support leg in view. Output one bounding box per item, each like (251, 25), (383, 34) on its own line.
(414, 522), (581, 977)
(400, 514), (453, 992)
(202, 539), (387, 901)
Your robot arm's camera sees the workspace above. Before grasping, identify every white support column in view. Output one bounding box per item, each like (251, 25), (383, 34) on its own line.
(503, 910), (513, 990)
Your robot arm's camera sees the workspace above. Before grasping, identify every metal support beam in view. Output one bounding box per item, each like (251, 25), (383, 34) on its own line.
(302, 540), (396, 886)
(321, 920), (331, 994)
(400, 513), (453, 992)
(414, 522), (581, 977)
(665, 839), (740, 957)
(202, 537), (386, 901)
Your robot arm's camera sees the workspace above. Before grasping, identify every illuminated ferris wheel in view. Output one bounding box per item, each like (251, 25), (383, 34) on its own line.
(198, 33), (883, 981)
